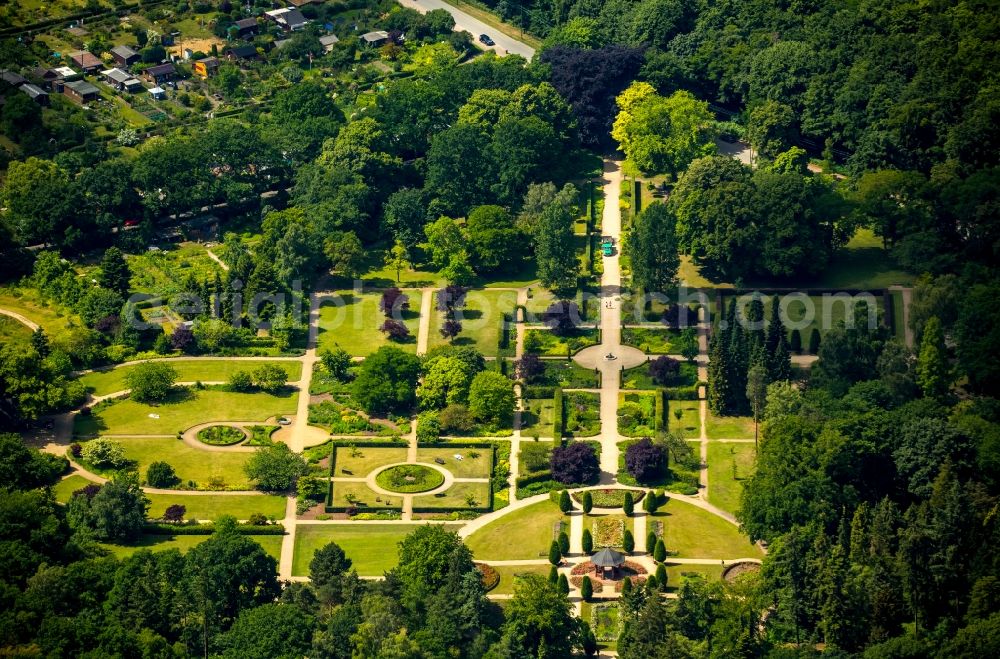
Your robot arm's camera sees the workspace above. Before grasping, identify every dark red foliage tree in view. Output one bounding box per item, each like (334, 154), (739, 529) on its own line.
(550, 442), (600, 484)
(163, 504), (186, 523)
(379, 319), (410, 341)
(649, 356), (681, 384)
(73, 483), (103, 500)
(437, 285), (468, 313)
(515, 353), (545, 381)
(540, 45), (645, 148)
(170, 326), (196, 353)
(440, 318), (462, 341)
(625, 438), (667, 483)
(544, 301), (581, 336)
(94, 315), (120, 336)
(380, 287), (410, 317)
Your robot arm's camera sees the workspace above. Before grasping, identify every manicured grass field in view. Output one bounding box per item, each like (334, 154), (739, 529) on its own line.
(489, 564), (553, 595)
(428, 289), (517, 353)
(531, 360), (601, 389)
(654, 499), (762, 559)
(621, 361), (699, 390)
(145, 493), (287, 521)
(668, 402), (701, 437)
(465, 499), (568, 560)
(102, 534), (283, 561)
(316, 290), (421, 356)
(415, 447), (493, 478)
(331, 482), (400, 509)
(74, 388), (298, 436)
(293, 524), (414, 576)
(707, 442), (757, 515)
(78, 359), (303, 396)
(334, 446), (408, 477)
(81, 437), (255, 490)
(520, 399), (555, 436)
(414, 481), (491, 509)
(705, 413), (755, 439)
(523, 328), (600, 357)
(52, 474), (98, 502)
(664, 563), (725, 590)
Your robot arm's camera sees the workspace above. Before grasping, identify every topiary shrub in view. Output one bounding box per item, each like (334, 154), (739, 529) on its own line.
(582, 528), (593, 554)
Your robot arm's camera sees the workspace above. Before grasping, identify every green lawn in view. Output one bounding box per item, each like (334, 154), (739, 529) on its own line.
(721, 292), (886, 341)
(668, 402), (701, 438)
(705, 412), (755, 440)
(663, 563), (725, 591)
(80, 437), (255, 490)
(334, 446), (408, 477)
(428, 289), (518, 354)
(414, 481), (492, 509)
(654, 499), (762, 559)
(489, 564), (553, 595)
(53, 474), (99, 502)
(293, 524), (415, 576)
(415, 447), (493, 478)
(621, 361), (699, 391)
(102, 534), (283, 561)
(520, 399), (555, 436)
(145, 493), (287, 521)
(707, 442), (757, 515)
(0, 288), (81, 334)
(465, 499), (568, 560)
(317, 290), (421, 356)
(74, 388), (298, 436)
(0, 316), (31, 346)
(78, 360), (303, 396)
(331, 482), (400, 509)
(528, 360), (601, 389)
(127, 242), (225, 297)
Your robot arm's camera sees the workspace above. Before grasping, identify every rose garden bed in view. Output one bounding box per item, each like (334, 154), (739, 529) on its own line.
(195, 425), (247, 446)
(572, 488), (645, 508)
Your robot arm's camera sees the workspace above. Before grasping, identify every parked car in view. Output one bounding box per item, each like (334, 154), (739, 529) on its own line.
(479, 34), (495, 46)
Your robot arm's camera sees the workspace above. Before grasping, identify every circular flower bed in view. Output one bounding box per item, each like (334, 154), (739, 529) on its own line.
(476, 563), (500, 592)
(375, 464), (445, 493)
(196, 425), (247, 446)
(723, 561), (761, 582)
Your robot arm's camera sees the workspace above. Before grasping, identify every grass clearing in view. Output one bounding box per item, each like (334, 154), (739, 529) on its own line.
(428, 289), (517, 354)
(465, 499), (567, 560)
(81, 437), (254, 490)
(317, 290), (421, 356)
(74, 387), (298, 436)
(520, 399), (555, 436)
(707, 442), (757, 515)
(145, 493), (287, 520)
(488, 564), (553, 595)
(654, 499), (762, 559)
(415, 447), (493, 478)
(334, 446), (408, 477)
(0, 288), (81, 334)
(523, 328), (600, 357)
(669, 402), (701, 437)
(620, 327), (681, 353)
(414, 481), (491, 509)
(705, 412), (755, 440)
(0, 316), (31, 346)
(293, 524), (413, 576)
(78, 359), (303, 396)
(52, 474), (99, 502)
(331, 482), (400, 509)
(102, 534), (283, 561)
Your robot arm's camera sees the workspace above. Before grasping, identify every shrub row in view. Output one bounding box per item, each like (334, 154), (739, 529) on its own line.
(523, 385), (557, 400)
(665, 384), (701, 400)
(553, 387), (564, 439)
(654, 389), (666, 431)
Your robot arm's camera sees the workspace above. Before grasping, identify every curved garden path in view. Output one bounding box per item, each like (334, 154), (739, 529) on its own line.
(0, 307), (40, 331)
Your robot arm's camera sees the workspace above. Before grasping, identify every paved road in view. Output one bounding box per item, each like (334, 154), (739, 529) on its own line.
(397, 0), (536, 60)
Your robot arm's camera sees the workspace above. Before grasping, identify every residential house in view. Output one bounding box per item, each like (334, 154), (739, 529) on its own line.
(265, 7), (309, 32)
(63, 79), (100, 104)
(319, 34), (340, 53)
(233, 17), (259, 38)
(68, 50), (103, 73)
(19, 84), (49, 106)
(225, 44), (259, 63)
(101, 68), (143, 93)
(110, 45), (140, 68)
(143, 62), (176, 85)
(361, 31), (390, 47)
(192, 57), (220, 79)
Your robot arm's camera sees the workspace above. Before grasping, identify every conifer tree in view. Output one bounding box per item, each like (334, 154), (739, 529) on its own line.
(580, 576), (593, 601)
(916, 316), (951, 400)
(707, 326), (732, 415)
(582, 529), (593, 554)
(655, 563), (668, 590)
(99, 246), (132, 297)
(558, 573), (570, 595)
(549, 540), (562, 566)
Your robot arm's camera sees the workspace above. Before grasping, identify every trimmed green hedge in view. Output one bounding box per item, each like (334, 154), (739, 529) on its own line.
(665, 384), (701, 400)
(654, 389), (665, 431)
(553, 387), (564, 439)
